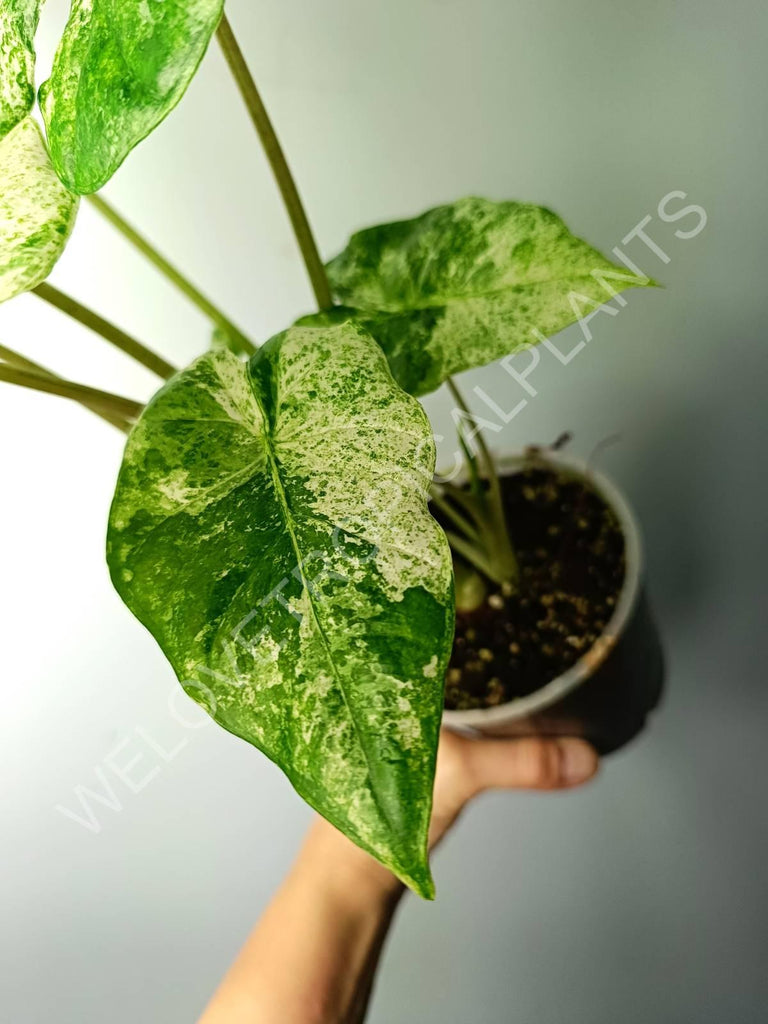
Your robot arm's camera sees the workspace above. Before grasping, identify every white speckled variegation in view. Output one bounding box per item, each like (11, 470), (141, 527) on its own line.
(313, 197), (656, 396)
(0, 0), (41, 138)
(0, 118), (78, 303)
(107, 324), (455, 898)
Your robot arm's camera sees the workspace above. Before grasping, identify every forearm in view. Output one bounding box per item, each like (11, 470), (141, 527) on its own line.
(198, 733), (598, 1022)
(198, 818), (404, 1024)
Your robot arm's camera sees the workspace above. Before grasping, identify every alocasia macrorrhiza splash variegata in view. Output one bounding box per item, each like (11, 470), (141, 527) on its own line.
(39, 0), (224, 193)
(107, 325), (455, 896)
(0, 0), (41, 137)
(0, 1), (655, 894)
(306, 197), (653, 397)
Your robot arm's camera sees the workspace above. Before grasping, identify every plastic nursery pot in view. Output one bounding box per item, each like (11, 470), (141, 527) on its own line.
(441, 450), (664, 755)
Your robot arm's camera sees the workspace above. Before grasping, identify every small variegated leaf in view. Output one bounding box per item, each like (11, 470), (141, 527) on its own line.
(39, 0), (223, 193)
(0, 117), (78, 302)
(323, 197), (655, 396)
(0, 0), (42, 138)
(107, 325), (454, 897)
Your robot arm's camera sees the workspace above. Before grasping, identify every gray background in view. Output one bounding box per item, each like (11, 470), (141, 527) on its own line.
(1, 0), (766, 1020)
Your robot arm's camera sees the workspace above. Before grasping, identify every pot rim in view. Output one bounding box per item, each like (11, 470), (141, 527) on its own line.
(441, 448), (643, 728)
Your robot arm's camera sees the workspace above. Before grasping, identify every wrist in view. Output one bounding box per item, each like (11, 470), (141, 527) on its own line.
(299, 817), (405, 909)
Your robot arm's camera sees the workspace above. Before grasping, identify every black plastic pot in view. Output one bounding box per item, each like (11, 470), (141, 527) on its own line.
(442, 452), (664, 755)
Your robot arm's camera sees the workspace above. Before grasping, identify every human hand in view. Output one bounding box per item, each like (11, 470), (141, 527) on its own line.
(306, 729), (599, 900)
(428, 728), (599, 850)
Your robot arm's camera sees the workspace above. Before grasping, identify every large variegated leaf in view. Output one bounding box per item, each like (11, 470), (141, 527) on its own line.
(0, 118), (78, 302)
(39, 0), (223, 193)
(0, 0), (41, 138)
(107, 326), (454, 897)
(322, 197), (655, 396)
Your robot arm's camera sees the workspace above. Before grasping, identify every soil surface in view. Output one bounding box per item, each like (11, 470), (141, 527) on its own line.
(441, 465), (626, 711)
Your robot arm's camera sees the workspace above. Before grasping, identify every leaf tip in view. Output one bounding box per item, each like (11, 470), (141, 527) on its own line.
(400, 867), (436, 901)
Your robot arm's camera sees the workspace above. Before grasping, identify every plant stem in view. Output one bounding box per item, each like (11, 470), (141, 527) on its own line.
(0, 343), (131, 432)
(447, 376), (497, 492)
(0, 363), (144, 421)
(443, 530), (498, 582)
(445, 375), (519, 585)
(456, 428), (483, 500)
(33, 283), (176, 381)
(429, 487), (482, 543)
(87, 194), (256, 356)
(216, 13), (333, 311)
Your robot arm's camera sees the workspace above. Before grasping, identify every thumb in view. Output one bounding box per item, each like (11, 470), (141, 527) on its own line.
(462, 736), (599, 795)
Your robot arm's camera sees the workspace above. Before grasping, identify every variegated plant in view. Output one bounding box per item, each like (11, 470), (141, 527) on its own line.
(0, 2), (653, 896)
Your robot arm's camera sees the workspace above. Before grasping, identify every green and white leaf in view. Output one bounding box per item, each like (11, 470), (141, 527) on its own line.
(0, 117), (78, 302)
(322, 197), (655, 396)
(39, 0), (223, 193)
(107, 325), (454, 897)
(0, 0), (42, 138)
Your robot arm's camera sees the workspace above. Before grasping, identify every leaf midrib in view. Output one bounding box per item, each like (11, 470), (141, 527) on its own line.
(247, 364), (401, 839)
(346, 267), (628, 315)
